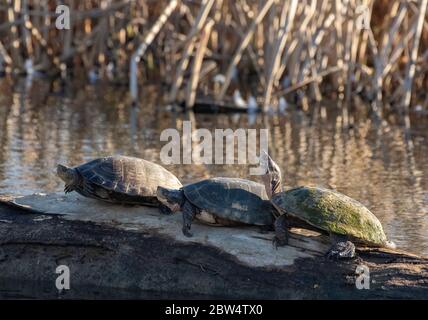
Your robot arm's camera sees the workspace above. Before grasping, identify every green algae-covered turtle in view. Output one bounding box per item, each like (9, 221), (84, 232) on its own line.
(156, 177), (274, 237)
(262, 154), (395, 259)
(57, 155), (182, 214)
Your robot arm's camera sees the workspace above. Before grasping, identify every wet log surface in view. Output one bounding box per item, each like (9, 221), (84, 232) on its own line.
(0, 193), (427, 299)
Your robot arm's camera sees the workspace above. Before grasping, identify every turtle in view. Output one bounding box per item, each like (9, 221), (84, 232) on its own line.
(57, 155), (182, 214)
(156, 177), (274, 237)
(261, 153), (396, 259)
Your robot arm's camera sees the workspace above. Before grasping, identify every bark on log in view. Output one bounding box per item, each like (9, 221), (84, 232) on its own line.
(0, 193), (427, 299)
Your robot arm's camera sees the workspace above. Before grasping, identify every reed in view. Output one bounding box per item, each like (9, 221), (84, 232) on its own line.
(0, 0), (426, 114)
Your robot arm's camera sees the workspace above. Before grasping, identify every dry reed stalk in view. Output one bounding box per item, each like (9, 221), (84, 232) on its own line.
(262, 0), (297, 110)
(288, 40), (305, 86)
(304, 1), (329, 102)
(32, 0), (41, 63)
(6, 0), (22, 69)
(380, 4), (407, 63)
(63, 0), (74, 61)
(130, 0), (179, 103)
(217, 0), (275, 100)
(275, 37), (298, 85)
(366, 27), (383, 118)
(344, 3), (355, 103)
(198, 60), (217, 82)
(169, 0), (215, 102)
(209, 0), (222, 52)
(0, 0), (426, 114)
(333, 0), (345, 92)
(354, 0), (373, 83)
(232, 1), (265, 85)
(21, 0), (33, 57)
(23, 20), (61, 69)
(185, 19), (215, 108)
(305, 29), (322, 102)
(370, 3), (407, 115)
(402, 0), (427, 111)
(0, 40), (12, 66)
(382, 17), (417, 78)
(274, 65), (342, 97)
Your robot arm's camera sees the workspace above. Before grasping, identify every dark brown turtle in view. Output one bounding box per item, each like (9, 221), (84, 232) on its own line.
(156, 177), (274, 237)
(57, 155), (182, 214)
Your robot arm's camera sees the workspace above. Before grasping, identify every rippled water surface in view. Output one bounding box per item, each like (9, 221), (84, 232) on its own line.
(0, 78), (427, 256)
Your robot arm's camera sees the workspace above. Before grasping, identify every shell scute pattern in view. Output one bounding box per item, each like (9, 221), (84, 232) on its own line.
(272, 186), (388, 245)
(77, 156), (181, 198)
(184, 177), (273, 225)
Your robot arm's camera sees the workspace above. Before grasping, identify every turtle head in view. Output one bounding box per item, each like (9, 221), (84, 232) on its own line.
(261, 152), (282, 199)
(384, 239), (397, 250)
(57, 164), (75, 184)
(156, 186), (184, 213)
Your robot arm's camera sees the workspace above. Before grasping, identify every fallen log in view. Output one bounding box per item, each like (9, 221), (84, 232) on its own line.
(178, 98), (257, 113)
(0, 193), (427, 299)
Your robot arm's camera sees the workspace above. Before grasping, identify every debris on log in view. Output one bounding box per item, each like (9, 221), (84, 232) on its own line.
(0, 193), (427, 299)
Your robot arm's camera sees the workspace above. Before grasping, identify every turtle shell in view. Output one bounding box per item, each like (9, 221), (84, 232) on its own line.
(271, 186), (388, 246)
(76, 156), (182, 201)
(183, 177), (273, 225)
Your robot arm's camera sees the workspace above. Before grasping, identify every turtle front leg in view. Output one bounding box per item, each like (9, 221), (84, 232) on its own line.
(273, 214), (289, 249)
(182, 200), (198, 237)
(158, 203), (172, 215)
(326, 233), (356, 259)
(64, 184), (74, 194)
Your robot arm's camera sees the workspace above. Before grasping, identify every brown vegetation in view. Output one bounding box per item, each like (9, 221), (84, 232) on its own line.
(0, 0), (427, 113)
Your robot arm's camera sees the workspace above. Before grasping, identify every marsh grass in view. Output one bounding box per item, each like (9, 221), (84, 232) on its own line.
(0, 0), (427, 114)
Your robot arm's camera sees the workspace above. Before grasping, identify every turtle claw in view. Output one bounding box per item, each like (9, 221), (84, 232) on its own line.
(326, 241), (356, 260)
(272, 236), (288, 249)
(64, 185), (73, 194)
(182, 227), (193, 238)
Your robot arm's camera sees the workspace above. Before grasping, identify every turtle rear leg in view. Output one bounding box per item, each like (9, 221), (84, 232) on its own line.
(273, 214), (289, 249)
(326, 234), (356, 259)
(182, 200), (199, 237)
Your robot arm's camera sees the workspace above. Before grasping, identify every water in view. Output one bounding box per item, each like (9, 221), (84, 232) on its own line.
(0, 77), (427, 256)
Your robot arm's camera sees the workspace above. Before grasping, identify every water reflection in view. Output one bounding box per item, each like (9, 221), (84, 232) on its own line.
(0, 78), (427, 256)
